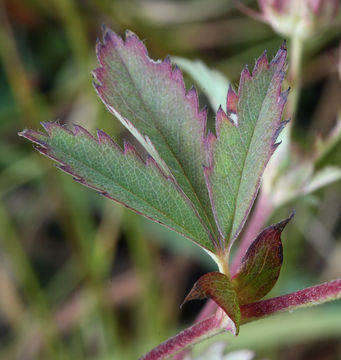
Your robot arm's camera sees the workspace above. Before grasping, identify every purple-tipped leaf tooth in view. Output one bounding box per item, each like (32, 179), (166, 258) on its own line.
(186, 85), (199, 110)
(72, 124), (97, 141)
(19, 122), (215, 254)
(171, 64), (185, 87)
(205, 45), (289, 251)
(181, 272), (241, 335)
(226, 85), (238, 115)
(19, 129), (47, 147)
(254, 50), (268, 73)
(93, 27), (220, 245)
(96, 129), (115, 145)
(232, 212), (295, 305)
(279, 87), (290, 106)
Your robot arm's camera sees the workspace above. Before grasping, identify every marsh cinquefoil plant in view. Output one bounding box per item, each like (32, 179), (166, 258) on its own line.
(19, 28), (341, 359)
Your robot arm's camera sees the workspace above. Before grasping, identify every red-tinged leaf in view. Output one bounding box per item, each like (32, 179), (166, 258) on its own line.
(181, 272), (240, 335)
(204, 43), (289, 251)
(93, 27), (220, 246)
(233, 212), (295, 305)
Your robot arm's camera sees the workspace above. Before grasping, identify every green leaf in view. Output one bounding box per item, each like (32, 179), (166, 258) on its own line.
(302, 166), (341, 195)
(270, 161), (314, 207)
(181, 272), (241, 335)
(93, 28), (219, 244)
(232, 212), (294, 305)
(204, 44), (288, 249)
(172, 56), (230, 112)
(18, 123), (215, 252)
(270, 163), (341, 207)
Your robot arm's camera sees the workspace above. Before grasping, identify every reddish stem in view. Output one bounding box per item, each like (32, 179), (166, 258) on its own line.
(241, 279), (341, 322)
(231, 190), (272, 276)
(140, 309), (232, 360)
(234, 0), (266, 22)
(140, 279), (341, 360)
(173, 299), (217, 360)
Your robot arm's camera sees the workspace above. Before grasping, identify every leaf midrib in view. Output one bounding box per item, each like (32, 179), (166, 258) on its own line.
(110, 42), (218, 243)
(228, 69), (278, 245)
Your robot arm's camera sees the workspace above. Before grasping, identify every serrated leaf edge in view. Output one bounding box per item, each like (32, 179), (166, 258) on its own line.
(19, 122), (216, 253)
(204, 43), (289, 250)
(92, 27), (220, 248)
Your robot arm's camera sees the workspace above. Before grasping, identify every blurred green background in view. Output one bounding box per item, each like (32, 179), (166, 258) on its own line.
(0, 0), (341, 359)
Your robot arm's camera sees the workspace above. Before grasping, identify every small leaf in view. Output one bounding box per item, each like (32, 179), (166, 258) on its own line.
(204, 44), (288, 250)
(271, 164), (341, 207)
(93, 28), (219, 244)
(172, 56), (230, 112)
(18, 123), (215, 252)
(302, 166), (341, 195)
(181, 272), (241, 335)
(270, 161), (314, 207)
(233, 212), (295, 305)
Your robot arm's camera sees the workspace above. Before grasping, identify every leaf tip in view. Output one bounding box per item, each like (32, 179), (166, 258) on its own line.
(171, 64), (185, 88)
(186, 85), (199, 106)
(180, 281), (206, 309)
(72, 124), (96, 141)
(216, 105), (228, 128)
(96, 128), (114, 145)
(18, 129), (30, 139)
(281, 39), (287, 51)
(125, 29), (137, 39)
(275, 210), (295, 231)
(226, 84), (238, 114)
(41, 121), (54, 134)
(271, 42), (287, 67)
(100, 23), (108, 35)
(279, 87), (290, 106)
(240, 65), (252, 84)
(254, 50), (269, 73)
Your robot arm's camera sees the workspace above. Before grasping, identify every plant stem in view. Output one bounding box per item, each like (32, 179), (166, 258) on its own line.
(287, 36), (304, 123)
(241, 279), (341, 323)
(141, 279), (341, 360)
(172, 299), (217, 360)
(140, 308), (233, 360)
(175, 191), (272, 360)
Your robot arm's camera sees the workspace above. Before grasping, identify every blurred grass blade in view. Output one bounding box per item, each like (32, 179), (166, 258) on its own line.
(302, 166), (341, 195)
(172, 56), (229, 111)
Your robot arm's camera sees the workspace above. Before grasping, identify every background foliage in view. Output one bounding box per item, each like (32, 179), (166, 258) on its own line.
(0, 0), (340, 359)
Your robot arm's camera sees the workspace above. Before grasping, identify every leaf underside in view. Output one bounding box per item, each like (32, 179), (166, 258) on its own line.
(181, 272), (241, 335)
(233, 212), (295, 305)
(204, 44), (288, 250)
(18, 124), (214, 251)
